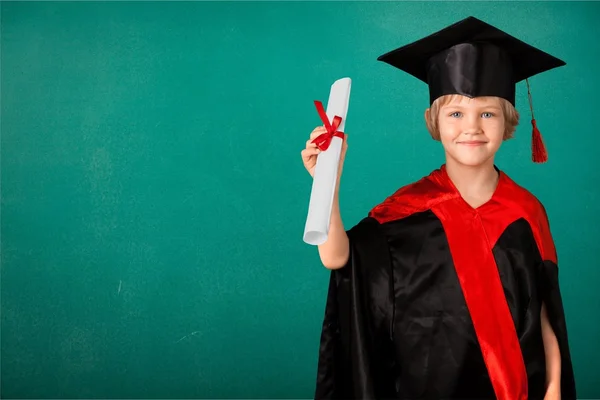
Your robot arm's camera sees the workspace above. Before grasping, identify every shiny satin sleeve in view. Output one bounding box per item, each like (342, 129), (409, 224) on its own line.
(314, 216), (396, 399)
(537, 260), (577, 399)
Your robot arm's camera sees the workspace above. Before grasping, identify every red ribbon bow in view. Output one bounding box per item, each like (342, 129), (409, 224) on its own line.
(311, 100), (345, 151)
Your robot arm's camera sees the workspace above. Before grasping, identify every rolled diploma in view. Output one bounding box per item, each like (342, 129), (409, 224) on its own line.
(303, 77), (351, 245)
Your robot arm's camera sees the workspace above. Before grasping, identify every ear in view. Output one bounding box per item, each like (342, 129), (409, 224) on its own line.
(424, 108), (431, 122)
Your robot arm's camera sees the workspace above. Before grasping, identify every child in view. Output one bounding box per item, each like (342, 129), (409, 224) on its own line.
(301, 16), (576, 400)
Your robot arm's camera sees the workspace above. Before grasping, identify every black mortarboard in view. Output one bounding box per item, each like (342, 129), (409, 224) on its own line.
(377, 16), (566, 162)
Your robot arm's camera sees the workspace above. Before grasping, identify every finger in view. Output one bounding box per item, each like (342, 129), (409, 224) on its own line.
(308, 147), (321, 155)
(306, 139), (325, 150)
(306, 139), (318, 148)
(310, 127), (327, 140)
(301, 148), (320, 160)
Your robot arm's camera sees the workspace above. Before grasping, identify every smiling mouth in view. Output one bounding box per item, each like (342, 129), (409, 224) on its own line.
(458, 141), (487, 146)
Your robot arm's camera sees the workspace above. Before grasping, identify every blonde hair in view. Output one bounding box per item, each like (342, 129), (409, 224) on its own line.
(425, 94), (520, 141)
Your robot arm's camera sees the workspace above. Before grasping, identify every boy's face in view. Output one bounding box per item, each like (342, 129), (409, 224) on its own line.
(436, 95), (505, 167)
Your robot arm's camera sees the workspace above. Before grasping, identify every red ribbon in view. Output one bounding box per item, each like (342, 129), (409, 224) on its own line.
(311, 100), (345, 151)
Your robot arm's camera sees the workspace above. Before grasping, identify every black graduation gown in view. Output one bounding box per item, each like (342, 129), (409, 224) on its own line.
(314, 165), (576, 400)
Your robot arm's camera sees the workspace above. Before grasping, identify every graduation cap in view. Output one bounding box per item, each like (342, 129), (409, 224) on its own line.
(377, 16), (566, 163)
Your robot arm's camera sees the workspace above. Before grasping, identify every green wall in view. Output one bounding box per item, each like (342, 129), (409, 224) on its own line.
(2, 1), (598, 398)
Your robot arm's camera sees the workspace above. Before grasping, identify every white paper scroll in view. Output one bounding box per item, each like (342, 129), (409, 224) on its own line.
(303, 77), (352, 245)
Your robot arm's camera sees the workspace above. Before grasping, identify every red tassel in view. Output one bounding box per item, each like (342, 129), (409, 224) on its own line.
(526, 79), (548, 163)
(531, 118), (548, 163)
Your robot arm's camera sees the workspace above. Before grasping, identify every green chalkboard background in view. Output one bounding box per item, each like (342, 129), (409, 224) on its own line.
(2, 1), (599, 398)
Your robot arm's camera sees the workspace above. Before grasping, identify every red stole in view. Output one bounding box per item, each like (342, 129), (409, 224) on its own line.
(369, 165), (556, 400)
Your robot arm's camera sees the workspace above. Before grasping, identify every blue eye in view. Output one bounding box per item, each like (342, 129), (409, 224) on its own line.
(450, 112), (462, 118)
(482, 112), (494, 118)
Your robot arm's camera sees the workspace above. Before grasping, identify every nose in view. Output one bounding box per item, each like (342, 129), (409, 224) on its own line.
(462, 113), (483, 135)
